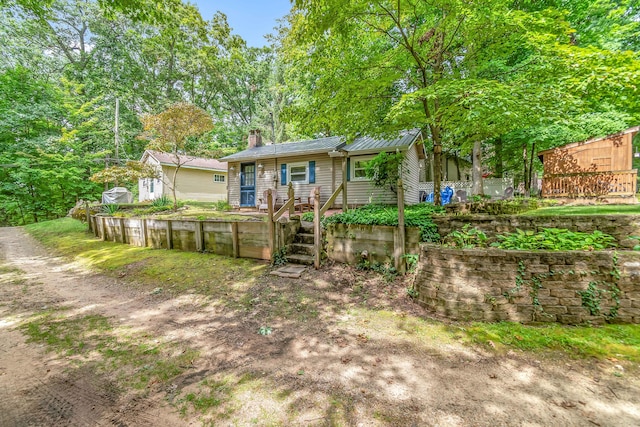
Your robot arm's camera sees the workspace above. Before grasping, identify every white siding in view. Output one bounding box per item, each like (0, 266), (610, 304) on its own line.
(138, 156), (163, 202)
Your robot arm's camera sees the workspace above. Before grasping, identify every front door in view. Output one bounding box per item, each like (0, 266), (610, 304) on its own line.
(240, 163), (256, 207)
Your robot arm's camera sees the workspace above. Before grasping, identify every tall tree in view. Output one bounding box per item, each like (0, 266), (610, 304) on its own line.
(286, 0), (583, 203)
(139, 102), (214, 209)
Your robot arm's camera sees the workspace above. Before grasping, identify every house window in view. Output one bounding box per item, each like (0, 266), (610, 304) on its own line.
(149, 179), (154, 193)
(351, 156), (374, 181)
(214, 174), (225, 183)
(289, 162), (308, 183)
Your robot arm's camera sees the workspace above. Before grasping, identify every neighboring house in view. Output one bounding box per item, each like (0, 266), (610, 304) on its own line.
(138, 150), (228, 202)
(538, 126), (639, 198)
(219, 130), (426, 208)
(422, 153), (472, 182)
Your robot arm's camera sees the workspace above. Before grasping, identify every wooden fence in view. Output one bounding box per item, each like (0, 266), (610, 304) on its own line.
(542, 170), (637, 197)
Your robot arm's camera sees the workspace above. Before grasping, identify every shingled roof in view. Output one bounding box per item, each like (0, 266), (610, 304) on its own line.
(219, 130), (422, 162)
(144, 150), (227, 172)
(219, 136), (345, 162)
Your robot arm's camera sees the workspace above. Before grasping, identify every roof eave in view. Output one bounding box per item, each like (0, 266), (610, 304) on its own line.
(221, 147), (345, 163)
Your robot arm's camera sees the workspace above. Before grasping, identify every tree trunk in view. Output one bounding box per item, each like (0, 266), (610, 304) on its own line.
(527, 142), (536, 196)
(433, 143), (442, 205)
(522, 144), (529, 195)
(494, 137), (504, 177)
(472, 140), (484, 195)
(171, 166), (180, 210)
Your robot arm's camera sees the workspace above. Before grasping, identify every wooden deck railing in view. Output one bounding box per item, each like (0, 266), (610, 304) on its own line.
(542, 170), (637, 197)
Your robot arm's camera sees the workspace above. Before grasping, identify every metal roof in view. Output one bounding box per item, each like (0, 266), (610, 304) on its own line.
(343, 129), (421, 154)
(144, 150), (227, 171)
(219, 136), (345, 162)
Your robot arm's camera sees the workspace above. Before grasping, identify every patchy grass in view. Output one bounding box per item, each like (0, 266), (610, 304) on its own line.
(21, 218), (640, 375)
(21, 309), (198, 389)
(526, 204), (640, 216)
(24, 218), (266, 298)
(157, 208), (261, 222)
(465, 322), (640, 362)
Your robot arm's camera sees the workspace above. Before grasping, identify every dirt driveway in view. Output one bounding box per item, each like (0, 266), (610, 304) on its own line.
(0, 226), (638, 426)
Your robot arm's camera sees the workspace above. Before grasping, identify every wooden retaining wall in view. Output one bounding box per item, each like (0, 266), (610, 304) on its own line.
(326, 223), (421, 265)
(90, 215), (290, 261)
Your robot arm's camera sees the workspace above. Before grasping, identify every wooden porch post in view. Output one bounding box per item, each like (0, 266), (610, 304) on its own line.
(267, 189), (275, 262)
(395, 179), (406, 273)
(231, 222), (239, 258)
(313, 187), (321, 269)
(341, 156), (348, 212)
(288, 183), (295, 216)
(166, 220), (173, 249)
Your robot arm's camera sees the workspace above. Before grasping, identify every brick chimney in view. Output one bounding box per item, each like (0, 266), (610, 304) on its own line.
(248, 129), (262, 149)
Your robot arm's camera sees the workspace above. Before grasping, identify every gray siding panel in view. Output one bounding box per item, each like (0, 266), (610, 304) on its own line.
(403, 144), (421, 205)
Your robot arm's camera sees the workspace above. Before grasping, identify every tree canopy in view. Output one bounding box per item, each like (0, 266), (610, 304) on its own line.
(1, 0), (638, 224)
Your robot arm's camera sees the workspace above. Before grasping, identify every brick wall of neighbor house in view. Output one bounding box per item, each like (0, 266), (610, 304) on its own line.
(432, 215), (640, 249)
(161, 166), (227, 202)
(413, 245), (640, 324)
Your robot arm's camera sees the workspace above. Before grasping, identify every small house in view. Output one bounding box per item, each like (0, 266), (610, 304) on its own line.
(138, 150), (228, 202)
(538, 126), (639, 198)
(219, 130), (426, 208)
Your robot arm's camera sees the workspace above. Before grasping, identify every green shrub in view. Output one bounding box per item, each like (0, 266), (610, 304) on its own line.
(151, 195), (171, 208)
(492, 228), (617, 251)
(444, 224), (488, 248)
(213, 200), (231, 211)
(102, 204), (120, 215)
(323, 203), (444, 242)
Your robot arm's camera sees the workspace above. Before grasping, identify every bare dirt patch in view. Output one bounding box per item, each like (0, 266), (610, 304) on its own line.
(1, 226), (639, 426)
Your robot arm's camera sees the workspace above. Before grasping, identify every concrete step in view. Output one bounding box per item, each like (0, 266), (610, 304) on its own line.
(299, 221), (314, 234)
(296, 233), (315, 245)
(288, 242), (314, 256)
(286, 253), (314, 266)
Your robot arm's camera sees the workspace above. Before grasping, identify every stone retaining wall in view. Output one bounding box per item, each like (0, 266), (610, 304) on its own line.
(413, 245), (640, 324)
(432, 215), (640, 248)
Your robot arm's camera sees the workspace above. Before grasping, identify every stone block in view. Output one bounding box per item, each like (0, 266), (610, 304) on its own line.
(536, 288), (551, 297)
(559, 298), (582, 306)
(558, 315), (583, 325)
(567, 306), (589, 316)
(525, 264), (549, 274)
(540, 305), (567, 315)
(618, 280), (639, 292)
(618, 308), (640, 317)
(549, 289), (577, 298)
(583, 316), (605, 325)
(491, 280), (514, 290)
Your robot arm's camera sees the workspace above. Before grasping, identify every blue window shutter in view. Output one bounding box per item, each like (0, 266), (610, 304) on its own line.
(308, 161), (315, 184)
(346, 158), (351, 182)
(281, 164), (287, 185)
